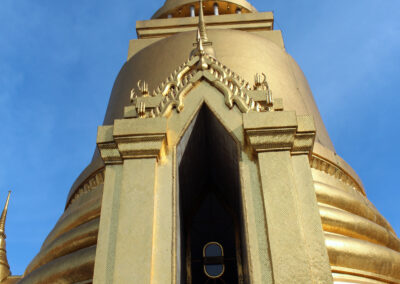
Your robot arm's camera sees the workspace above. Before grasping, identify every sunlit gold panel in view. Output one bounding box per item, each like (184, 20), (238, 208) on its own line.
(40, 186), (102, 247)
(314, 181), (393, 232)
(320, 204), (400, 252)
(332, 272), (387, 284)
(325, 232), (400, 283)
(25, 218), (99, 275)
(22, 187), (102, 279)
(18, 246), (96, 284)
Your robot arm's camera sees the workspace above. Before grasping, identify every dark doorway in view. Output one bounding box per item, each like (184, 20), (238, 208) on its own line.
(178, 105), (245, 284)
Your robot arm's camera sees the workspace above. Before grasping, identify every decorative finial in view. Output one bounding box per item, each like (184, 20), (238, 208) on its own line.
(138, 102), (146, 118)
(196, 29), (209, 70)
(197, 29), (204, 53)
(198, 0), (209, 44)
(254, 73), (274, 111)
(137, 80), (149, 96)
(130, 89), (137, 104)
(0, 191), (11, 282)
(0, 191), (11, 238)
(191, 0), (215, 58)
(254, 73), (268, 91)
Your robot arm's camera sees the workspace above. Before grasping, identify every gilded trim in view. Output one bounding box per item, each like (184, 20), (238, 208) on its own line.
(66, 170), (104, 209)
(310, 155), (365, 196)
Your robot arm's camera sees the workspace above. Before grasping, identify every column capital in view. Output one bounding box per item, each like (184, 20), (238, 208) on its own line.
(292, 115), (317, 156)
(243, 111), (316, 156)
(97, 117), (167, 164)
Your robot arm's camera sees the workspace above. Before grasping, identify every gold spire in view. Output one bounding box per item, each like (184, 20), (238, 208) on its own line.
(197, 29), (205, 53)
(0, 192), (10, 238)
(0, 191), (11, 282)
(198, 0), (209, 44)
(192, 0), (215, 58)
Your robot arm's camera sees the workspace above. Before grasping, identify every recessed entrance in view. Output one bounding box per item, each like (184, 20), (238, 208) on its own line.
(178, 105), (245, 284)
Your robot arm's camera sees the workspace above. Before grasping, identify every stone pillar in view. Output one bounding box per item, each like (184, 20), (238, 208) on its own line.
(244, 111), (332, 284)
(93, 117), (167, 284)
(291, 116), (333, 283)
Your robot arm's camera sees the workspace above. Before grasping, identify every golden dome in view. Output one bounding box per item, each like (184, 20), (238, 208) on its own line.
(103, 29), (334, 150)
(152, 0), (257, 19)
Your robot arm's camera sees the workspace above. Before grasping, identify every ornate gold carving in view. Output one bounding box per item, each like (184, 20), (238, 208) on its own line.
(138, 101), (146, 118)
(130, 88), (137, 104)
(253, 73), (267, 90)
(68, 170), (105, 208)
(137, 80), (149, 96)
(124, 1), (279, 118)
(310, 155), (365, 196)
(132, 53), (267, 118)
(254, 73), (273, 111)
(129, 84), (153, 119)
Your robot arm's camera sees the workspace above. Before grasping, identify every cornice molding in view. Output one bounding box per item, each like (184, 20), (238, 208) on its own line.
(97, 118), (167, 165)
(67, 170), (105, 209)
(243, 112), (316, 156)
(310, 155), (366, 196)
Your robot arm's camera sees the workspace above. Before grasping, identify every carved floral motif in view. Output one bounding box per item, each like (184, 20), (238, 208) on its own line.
(129, 54), (276, 118)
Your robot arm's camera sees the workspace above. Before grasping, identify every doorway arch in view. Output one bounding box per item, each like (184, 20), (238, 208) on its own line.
(177, 104), (245, 284)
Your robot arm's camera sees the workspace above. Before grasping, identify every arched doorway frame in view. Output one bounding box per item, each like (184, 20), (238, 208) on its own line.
(162, 80), (270, 284)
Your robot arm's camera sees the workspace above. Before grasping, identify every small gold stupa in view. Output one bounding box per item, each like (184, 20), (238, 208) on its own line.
(2, 0), (399, 283)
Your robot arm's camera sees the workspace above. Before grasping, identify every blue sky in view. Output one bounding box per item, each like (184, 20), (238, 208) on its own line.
(0, 0), (399, 276)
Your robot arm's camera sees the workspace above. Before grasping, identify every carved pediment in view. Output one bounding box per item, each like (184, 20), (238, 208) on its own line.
(127, 53), (282, 119)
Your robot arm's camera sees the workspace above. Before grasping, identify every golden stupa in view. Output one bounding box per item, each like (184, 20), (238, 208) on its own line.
(1, 0), (399, 283)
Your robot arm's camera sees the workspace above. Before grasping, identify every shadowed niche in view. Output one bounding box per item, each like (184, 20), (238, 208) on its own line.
(178, 104), (246, 284)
